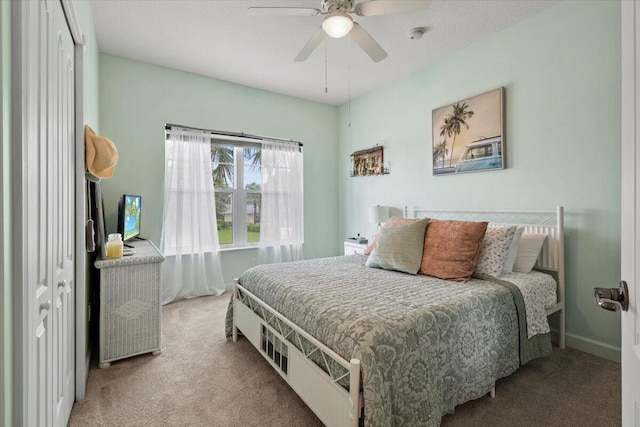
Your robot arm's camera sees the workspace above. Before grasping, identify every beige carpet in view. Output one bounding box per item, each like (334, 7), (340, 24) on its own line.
(69, 294), (621, 427)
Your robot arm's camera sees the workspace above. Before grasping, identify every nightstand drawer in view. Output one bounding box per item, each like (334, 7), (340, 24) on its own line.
(344, 242), (368, 255)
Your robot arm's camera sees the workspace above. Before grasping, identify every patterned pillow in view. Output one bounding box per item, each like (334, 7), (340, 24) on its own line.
(364, 216), (419, 255)
(365, 218), (430, 274)
(419, 220), (488, 281)
(475, 225), (517, 277)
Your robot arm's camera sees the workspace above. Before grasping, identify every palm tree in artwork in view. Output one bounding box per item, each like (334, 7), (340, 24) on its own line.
(432, 140), (449, 168)
(440, 102), (474, 167)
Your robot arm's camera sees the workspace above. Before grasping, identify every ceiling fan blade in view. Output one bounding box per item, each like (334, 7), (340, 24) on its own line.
(354, 0), (431, 17)
(247, 7), (321, 17)
(294, 27), (326, 62)
(348, 23), (388, 63)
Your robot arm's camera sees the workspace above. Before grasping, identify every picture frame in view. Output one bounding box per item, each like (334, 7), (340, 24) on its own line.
(350, 146), (387, 177)
(432, 87), (504, 176)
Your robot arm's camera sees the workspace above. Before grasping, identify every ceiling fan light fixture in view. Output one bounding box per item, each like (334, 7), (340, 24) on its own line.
(322, 11), (353, 38)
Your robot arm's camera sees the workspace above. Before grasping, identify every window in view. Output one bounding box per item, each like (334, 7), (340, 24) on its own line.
(464, 144), (493, 160)
(212, 143), (262, 246)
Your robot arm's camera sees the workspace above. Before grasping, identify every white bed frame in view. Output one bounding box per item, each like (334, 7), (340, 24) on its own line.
(232, 206), (565, 427)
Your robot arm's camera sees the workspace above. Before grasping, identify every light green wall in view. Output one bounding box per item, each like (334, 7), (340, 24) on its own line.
(1, 1), (11, 424)
(98, 54), (339, 283)
(74, 0), (100, 391)
(78, 0), (100, 130)
(338, 0), (621, 360)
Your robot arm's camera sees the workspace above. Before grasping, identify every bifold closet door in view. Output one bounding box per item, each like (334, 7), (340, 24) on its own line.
(51, 0), (76, 424)
(15, 0), (75, 425)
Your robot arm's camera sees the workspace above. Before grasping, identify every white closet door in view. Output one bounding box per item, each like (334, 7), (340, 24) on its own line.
(28, 2), (55, 424)
(14, 0), (75, 425)
(51, 1), (76, 424)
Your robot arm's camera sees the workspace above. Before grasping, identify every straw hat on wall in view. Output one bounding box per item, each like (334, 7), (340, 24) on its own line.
(84, 125), (118, 179)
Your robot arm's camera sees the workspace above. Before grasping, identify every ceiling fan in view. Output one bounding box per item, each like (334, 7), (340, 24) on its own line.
(248, 0), (432, 63)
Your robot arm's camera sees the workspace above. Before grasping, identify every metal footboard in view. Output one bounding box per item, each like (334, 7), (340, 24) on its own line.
(232, 282), (361, 427)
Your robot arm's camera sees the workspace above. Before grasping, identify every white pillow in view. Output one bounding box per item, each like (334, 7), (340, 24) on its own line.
(502, 226), (525, 274)
(475, 225), (517, 277)
(512, 234), (547, 273)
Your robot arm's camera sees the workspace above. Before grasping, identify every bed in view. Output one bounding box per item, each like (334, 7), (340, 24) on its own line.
(225, 207), (565, 427)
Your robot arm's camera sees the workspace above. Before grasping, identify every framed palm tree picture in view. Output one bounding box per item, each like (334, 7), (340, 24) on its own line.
(432, 87), (504, 175)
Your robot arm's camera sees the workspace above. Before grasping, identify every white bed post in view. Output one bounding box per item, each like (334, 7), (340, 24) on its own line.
(557, 206), (566, 349)
(232, 279), (239, 342)
(349, 358), (361, 427)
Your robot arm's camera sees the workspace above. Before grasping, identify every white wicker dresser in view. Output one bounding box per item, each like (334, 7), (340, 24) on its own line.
(95, 239), (165, 368)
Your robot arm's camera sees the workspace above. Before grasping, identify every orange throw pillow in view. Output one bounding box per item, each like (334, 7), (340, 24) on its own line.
(364, 216), (419, 255)
(419, 220), (488, 281)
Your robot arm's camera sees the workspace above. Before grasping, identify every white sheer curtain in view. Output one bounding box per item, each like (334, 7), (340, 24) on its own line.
(161, 129), (225, 304)
(258, 138), (304, 264)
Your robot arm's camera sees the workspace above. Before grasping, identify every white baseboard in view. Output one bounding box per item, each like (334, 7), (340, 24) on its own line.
(551, 328), (620, 362)
(224, 282), (234, 293)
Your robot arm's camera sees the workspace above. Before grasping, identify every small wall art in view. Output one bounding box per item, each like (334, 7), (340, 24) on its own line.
(432, 87), (504, 176)
(350, 146), (388, 177)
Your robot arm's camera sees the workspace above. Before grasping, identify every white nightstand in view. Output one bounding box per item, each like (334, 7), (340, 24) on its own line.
(344, 240), (369, 255)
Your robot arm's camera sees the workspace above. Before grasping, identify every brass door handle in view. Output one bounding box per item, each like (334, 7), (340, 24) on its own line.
(594, 281), (629, 312)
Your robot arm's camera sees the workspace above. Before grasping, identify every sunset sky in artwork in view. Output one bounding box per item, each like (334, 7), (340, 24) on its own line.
(432, 88), (502, 163)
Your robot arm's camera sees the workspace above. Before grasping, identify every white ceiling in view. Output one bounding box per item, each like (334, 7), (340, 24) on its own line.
(91, 0), (560, 106)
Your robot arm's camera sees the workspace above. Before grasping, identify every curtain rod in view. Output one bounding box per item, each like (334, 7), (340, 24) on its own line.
(165, 123), (303, 147)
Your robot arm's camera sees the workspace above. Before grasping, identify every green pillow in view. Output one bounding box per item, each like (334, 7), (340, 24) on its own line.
(365, 218), (429, 274)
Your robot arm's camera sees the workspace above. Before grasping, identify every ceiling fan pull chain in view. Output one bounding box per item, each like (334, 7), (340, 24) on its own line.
(325, 38), (328, 94)
(348, 36), (351, 127)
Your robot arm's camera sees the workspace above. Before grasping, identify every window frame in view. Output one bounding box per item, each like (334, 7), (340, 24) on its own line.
(212, 140), (262, 249)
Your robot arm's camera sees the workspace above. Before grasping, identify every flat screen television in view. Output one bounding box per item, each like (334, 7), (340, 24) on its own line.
(117, 194), (142, 241)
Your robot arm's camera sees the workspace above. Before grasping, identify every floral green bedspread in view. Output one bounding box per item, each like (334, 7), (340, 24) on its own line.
(225, 255), (551, 426)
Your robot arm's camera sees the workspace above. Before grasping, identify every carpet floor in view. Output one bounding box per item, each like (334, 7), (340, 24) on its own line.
(69, 294), (621, 427)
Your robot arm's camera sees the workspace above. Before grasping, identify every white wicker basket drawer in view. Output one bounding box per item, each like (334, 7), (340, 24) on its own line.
(101, 263), (160, 361)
